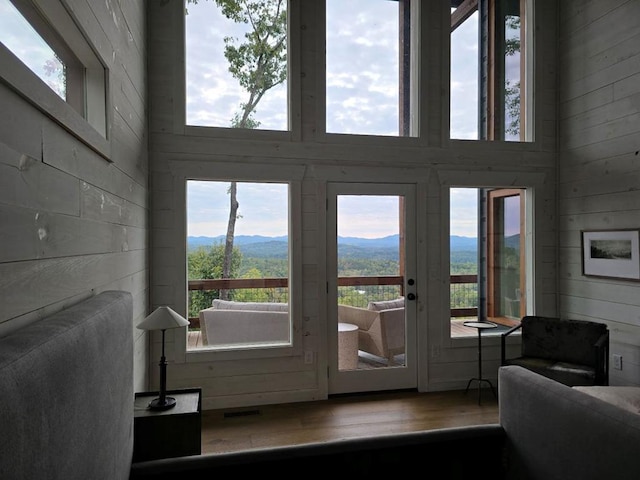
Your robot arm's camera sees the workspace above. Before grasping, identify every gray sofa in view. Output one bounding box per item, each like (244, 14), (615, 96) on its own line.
(2, 291), (640, 480)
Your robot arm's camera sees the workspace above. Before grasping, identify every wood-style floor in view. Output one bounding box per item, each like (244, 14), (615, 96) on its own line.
(201, 388), (499, 454)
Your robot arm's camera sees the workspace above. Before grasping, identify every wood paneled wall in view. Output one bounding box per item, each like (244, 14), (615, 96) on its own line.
(147, 0), (560, 410)
(0, 1), (149, 390)
(558, 0), (640, 386)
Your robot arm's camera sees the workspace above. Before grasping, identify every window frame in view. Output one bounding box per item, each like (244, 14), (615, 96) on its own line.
(450, 0), (534, 143)
(0, 0), (110, 159)
(179, 0), (302, 142)
(171, 163), (306, 364)
(442, 170), (541, 343)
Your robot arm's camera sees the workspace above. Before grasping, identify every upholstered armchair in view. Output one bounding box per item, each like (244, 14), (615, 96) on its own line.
(337, 298), (405, 364)
(501, 315), (609, 386)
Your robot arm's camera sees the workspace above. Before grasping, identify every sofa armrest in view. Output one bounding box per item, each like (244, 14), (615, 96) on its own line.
(378, 308), (405, 351)
(500, 323), (522, 365)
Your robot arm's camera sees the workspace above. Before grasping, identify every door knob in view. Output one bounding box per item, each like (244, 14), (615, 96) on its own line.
(407, 293), (416, 300)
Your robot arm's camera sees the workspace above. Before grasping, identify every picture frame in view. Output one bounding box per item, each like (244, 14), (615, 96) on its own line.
(581, 229), (640, 280)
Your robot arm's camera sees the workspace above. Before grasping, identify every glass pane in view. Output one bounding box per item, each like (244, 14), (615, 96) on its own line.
(497, 195), (521, 317)
(326, 0), (412, 137)
(504, 8), (522, 141)
(185, 0), (288, 130)
(0, 0), (66, 99)
(336, 195), (406, 370)
(449, 188), (479, 337)
(450, 7), (479, 139)
(186, 180), (290, 350)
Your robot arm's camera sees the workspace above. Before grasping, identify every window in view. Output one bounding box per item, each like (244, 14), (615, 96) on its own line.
(450, 0), (532, 141)
(450, 187), (527, 337)
(184, 0), (289, 131)
(186, 180), (291, 351)
(487, 188), (525, 320)
(326, 0), (415, 137)
(0, 0), (108, 156)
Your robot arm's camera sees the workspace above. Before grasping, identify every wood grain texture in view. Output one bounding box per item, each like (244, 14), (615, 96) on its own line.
(200, 389), (499, 454)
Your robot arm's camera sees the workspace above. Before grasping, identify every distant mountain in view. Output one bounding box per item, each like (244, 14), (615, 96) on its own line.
(188, 234), (479, 257)
(450, 235), (477, 251)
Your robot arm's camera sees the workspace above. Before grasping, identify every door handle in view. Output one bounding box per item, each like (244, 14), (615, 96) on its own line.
(407, 293), (416, 301)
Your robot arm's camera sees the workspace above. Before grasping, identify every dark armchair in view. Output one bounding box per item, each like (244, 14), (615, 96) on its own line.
(501, 316), (609, 386)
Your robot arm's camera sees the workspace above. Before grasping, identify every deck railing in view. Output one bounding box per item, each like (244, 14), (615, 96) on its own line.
(187, 274), (478, 328)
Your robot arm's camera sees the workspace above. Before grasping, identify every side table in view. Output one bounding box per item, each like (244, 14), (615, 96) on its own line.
(338, 322), (359, 370)
(133, 387), (202, 462)
(463, 321), (498, 405)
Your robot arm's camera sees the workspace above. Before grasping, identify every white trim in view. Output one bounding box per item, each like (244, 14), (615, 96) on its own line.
(0, 0), (110, 159)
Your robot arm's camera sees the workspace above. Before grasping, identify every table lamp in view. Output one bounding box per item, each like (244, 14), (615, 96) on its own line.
(137, 306), (190, 410)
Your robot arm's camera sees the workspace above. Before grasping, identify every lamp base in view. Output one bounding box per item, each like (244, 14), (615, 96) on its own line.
(148, 396), (177, 411)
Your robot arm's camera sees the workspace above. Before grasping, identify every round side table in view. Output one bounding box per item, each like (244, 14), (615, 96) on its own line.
(463, 320), (498, 405)
(338, 322), (359, 370)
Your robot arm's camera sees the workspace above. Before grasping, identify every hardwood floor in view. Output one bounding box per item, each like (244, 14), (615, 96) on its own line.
(201, 388), (499, 454)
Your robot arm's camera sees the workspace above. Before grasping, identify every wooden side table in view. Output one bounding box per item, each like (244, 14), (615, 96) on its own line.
(133, 388), (202, 462)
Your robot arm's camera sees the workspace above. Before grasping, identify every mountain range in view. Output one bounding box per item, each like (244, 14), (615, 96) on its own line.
(188, 234), (480, 256)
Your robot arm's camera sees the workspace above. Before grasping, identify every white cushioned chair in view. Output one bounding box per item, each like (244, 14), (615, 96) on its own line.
(337, 298), (405, 364)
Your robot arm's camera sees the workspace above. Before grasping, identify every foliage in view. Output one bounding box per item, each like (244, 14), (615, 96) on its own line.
(188, 244), (242, 318)
(504, 15), (521, 137)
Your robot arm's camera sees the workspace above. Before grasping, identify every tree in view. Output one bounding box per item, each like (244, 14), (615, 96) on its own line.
(188, 0), (287, 299)
(504, 15), (521, 138)
(188, 244), (242, 318)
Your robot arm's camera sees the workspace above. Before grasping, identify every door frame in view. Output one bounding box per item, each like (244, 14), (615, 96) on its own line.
(326, 182), (418, 394)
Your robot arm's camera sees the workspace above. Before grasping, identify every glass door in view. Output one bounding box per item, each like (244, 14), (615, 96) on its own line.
(327, 183), (417, 394)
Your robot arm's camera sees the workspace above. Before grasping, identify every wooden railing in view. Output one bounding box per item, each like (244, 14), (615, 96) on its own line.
(187, 274), (478, 327)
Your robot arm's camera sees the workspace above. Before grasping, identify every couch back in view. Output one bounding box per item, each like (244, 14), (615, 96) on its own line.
(0, 291), (134, 480)
(201, 300), (290, 346)
(520, 316), (608, 366)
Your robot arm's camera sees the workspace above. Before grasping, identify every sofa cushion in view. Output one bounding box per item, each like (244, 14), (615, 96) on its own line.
(504, 356), (596, 386)
(211, 299), (288, 312)
(574, 386), (640, 414)
(368, 297), (404, 311)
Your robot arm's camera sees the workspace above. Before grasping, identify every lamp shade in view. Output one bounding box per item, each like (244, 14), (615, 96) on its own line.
(137, 306), (190, 331)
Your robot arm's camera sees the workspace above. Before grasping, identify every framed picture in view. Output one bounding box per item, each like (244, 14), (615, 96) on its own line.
(581, 229), (640, 280)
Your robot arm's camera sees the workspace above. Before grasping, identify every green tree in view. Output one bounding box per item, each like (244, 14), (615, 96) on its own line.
(188, 244), (242, 318)
(187, 0), (287, 299)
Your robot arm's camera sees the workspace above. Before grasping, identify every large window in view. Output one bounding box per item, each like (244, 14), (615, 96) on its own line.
(450, 0), (532, 142)
(326, 0), (415, 137)
(450, 187), (527, 337)
(185, 0), (288, 131)
(186, 180), (291, 351)
(0, 0), (108, 155)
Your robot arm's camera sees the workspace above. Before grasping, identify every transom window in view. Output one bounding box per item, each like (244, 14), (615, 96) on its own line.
(450, 0), (533, 142)
(0, 0), (108, 155)
(184, 0), (289, 131)
(326, 0), (415, 137)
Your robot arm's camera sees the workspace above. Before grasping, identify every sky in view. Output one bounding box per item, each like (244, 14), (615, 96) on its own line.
(0, 0), (65, 98)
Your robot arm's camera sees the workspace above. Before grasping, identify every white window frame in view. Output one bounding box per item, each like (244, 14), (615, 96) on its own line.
(171, 162), (306, 364)
(179, 0), (301, 142)
(0, 0), (110, 159)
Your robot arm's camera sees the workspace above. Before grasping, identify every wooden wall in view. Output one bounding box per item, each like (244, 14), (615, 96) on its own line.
(0, 1), (149, 391)
(148, 0), (560, 410)
(558, 0), (640, 386)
